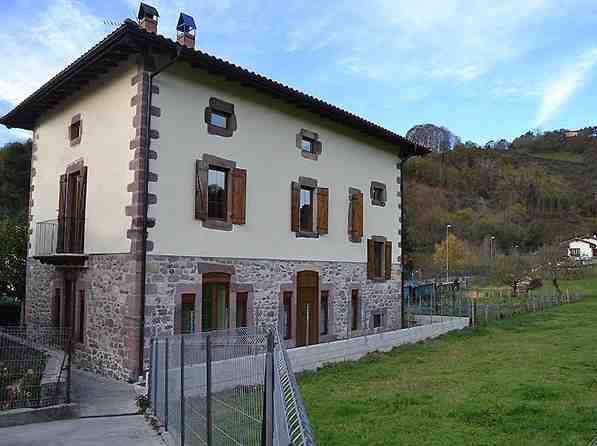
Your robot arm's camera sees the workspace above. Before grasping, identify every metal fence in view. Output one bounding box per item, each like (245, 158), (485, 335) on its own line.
(403, 283), (472, 328)
(470, 291), (583, 327)
(150, 328), (315, 446)
(0, 324), (71, 411)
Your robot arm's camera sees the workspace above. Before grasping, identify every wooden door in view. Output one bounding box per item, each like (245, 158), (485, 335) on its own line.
(296, 271), (319, 347)
(201, 273), (230, 332)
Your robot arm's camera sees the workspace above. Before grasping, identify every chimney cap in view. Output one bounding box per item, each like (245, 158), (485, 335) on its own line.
(177, 12), (196, 33)
(138, 2), (159, 20)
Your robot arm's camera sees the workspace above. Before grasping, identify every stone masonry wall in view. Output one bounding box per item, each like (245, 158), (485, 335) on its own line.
(144, 255), (402, 364)
(26, 255), (137, 381)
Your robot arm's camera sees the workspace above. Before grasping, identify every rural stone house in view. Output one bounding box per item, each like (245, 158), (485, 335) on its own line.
(566, 236), (597, 261)
(0, 3), (427, 381)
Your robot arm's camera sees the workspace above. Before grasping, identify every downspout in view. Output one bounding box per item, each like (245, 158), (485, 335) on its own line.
(139, 45), (183, 378)
(399, 154), (410, 328)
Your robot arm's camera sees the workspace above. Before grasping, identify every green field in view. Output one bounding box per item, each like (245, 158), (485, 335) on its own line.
(299, 278), (597, 445)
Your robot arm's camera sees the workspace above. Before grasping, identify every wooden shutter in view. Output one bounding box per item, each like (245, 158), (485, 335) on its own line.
(195, 160), (208, 220)
(231, 168), (247, 225)
(313, 140), (323, 155)
(367, 239), (375, 279)
(385, 241), (392, 280)
(57, 174), (67, 253)
(317, 187), (328, 235)
(291, 181), (300, 232)
(350, 191), (363, 241)
(75, 167), (87, 253)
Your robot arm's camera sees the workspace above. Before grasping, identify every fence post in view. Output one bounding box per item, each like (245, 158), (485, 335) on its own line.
(262, 332), (275, 446)
(164, 338), (169, 432)
(180, 336), (185, 446)
(148, 338), (154, 414)
(206, 334), (213, 446)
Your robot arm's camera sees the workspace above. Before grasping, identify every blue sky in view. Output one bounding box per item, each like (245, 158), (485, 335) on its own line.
(2, 0), (597, 146)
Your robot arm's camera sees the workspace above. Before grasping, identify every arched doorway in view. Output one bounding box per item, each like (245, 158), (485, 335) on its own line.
(296, 271), (319, 347)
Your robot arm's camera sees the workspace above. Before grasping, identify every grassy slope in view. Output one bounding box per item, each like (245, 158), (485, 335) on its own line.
(299, 278), (597, 446)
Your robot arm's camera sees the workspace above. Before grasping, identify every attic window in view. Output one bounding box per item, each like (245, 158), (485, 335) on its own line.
(296, 129), (322, 160)
(370, 181), (387, 207)
(205, 97), (237, 137)
(69, 114), (82, 146)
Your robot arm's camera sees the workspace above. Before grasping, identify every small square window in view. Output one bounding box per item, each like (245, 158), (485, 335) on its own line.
(372, 186), (384, 203)
(70, 121), (81, 141)
(302, 137), (314, 153)
(210, 111), (228, 129)
(370, 181), (387, 206)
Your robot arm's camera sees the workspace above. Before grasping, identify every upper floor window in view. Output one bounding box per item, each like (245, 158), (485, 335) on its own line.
(209, 111), (229, 129)
(208, 167), (227, 220)
(570, 248), (580, 257)
(195, 154), (246, 230)
(204, 97), (237, 137)
(370, 181), (387, 207)
(296, 129), (322, 160)
(69, 114), (82, 146)
(300, 187), (314, 232)
(367, 236), (392, 281)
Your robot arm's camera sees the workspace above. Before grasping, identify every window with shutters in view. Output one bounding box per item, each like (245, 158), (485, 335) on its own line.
(204, 97), (237, 137)
(195, 154), (246, 231)
(57, 162), (87, 254)
(69, 114), (82, 146)
(367, 236), (392, 281)
(291, 177), (328, 238)
(296, 129), (323, 160)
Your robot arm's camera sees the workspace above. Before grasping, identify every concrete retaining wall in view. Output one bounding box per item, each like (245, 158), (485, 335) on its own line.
(287, 316), (469, 373)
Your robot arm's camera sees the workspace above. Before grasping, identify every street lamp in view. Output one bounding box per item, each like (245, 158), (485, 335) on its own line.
(490, 235), (496, 259)
(446, 224), (452, 283)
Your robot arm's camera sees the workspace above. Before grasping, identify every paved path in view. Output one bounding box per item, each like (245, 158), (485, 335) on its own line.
(71, 368), (139, 417)
(0, 415), (164, 446)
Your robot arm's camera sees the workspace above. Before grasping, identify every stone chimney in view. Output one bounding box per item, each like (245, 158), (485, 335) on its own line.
(138, 2), (159, 34)
(176, 12), (197, 49)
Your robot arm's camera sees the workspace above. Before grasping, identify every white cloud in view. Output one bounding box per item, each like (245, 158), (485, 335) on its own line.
(534, 48), (597, 126)
(0, 0), (104, 106)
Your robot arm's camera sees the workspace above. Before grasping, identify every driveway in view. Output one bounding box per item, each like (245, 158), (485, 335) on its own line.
(71, 368), (138, 417)
(0, 415), (164, 446)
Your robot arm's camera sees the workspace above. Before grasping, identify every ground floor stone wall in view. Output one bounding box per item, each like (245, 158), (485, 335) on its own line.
(144, 255), (402, 360)
(26, 255), (136, 381)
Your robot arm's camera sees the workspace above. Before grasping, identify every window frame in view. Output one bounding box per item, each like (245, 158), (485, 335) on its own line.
(235, 291), (249, 328)
(296, 128), (323, 160)
(320, 290), (329, 336)
(370, 181), (387, 207)
(196, 154), (237, 231)
(207, 166), (228, 221)
(68, 113), (82, 146)
(204, 97), (237, 137)
(299, 186), (314, 233)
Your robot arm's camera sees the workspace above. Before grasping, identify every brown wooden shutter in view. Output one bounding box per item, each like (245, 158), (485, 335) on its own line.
(195, 160), (208, 220)
(75, 167), (87, 253)
(291, 181), (300, 232)
(57, 174), (67, 253)
(317, 187), (328, 235)
(231, 168), (247, 225)
(367, 239), (375, 279)
(313, 140), (323, 155)
(385, 241), (392, 280)
(350, 191), (363, 241)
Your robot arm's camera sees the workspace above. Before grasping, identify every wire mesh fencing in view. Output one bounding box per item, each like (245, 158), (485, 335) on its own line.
(0, 324), (71, 411)
(151, 328), (275, 446)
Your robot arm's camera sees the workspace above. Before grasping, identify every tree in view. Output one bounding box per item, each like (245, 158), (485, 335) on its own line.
(492, 255), (530, 296)
(535, 243), (571, 296)
(432, 233), (476, 270)
(0, 140), (32, 217)
(0, 215), (28, 300)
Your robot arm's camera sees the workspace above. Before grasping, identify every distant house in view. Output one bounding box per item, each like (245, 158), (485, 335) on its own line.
(566, 236), (597, 261)
(564, 130), (579, 139)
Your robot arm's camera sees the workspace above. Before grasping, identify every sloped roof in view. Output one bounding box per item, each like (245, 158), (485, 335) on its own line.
(0, 20), (429, 158)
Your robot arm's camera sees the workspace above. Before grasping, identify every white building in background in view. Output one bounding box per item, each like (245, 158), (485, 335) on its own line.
(567, 236), (597, 261)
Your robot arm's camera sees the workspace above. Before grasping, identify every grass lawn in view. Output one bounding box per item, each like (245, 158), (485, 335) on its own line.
(299, 278), (597, 446)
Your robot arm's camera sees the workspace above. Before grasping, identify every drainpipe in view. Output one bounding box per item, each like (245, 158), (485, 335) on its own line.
(138, 45), (183, 379)
(399, 154), (410, 328)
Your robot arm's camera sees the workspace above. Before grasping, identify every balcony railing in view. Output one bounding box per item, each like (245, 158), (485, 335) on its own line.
(35, 218), (85, 257)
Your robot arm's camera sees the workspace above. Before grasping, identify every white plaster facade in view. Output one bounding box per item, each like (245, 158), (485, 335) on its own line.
(29, 61), (137, 256)
(150, 64), (401, 262)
